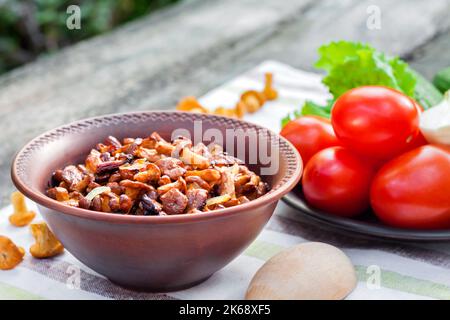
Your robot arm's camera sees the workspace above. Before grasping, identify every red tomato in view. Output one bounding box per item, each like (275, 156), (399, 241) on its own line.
(331, 86), (420, 160)
(408, 100), (428, 149)
(371, 145), (450, 229)
(408, 131), (427, 149)
(302, 147), (375, 217)
(280, 116), (339, 165)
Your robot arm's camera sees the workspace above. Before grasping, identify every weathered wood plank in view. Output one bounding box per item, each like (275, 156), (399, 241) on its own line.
(219, 0), (450, 73)
(407, 30), (450, 80)
(1, 0), (449, 203)
(0, 0), (317, 203)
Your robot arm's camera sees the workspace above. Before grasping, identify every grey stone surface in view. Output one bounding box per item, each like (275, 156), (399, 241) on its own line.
(1, 0), (449, 205)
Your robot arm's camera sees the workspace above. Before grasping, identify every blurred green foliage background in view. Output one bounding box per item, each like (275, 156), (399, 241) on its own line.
(0, 0), (180, 74)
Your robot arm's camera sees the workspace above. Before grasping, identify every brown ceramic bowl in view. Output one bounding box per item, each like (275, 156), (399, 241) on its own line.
(11, 111), (302, 292)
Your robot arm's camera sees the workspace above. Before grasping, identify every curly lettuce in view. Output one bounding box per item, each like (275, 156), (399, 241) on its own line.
(282, 41), (442, 126)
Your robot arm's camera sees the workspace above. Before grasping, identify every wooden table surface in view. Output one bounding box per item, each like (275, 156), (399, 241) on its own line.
(1, 0), (449, 205)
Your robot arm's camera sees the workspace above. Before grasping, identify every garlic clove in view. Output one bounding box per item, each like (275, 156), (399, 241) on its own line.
(420, 92), (450, 146)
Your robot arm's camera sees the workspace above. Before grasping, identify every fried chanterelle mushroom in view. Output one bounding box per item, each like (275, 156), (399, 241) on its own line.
(175, 72), (278, 118)
(0, 236), (25, 270)
(9, 191), (36, 227)
(29, 222), (64, 259)
(46, 132), (268, 215)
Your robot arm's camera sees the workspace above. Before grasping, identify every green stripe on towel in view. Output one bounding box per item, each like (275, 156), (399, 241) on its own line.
(0, 281), (44, 300)
(244, 240), (283, 261)
(355, 266), (450, 300)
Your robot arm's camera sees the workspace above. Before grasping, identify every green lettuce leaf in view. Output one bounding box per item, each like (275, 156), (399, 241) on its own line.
(281, 40), (442, 127)
(314, 41), (370, 72)
(322, 49), (416, 98)
(300, 99), (334, 118)
(281, 109), (302, 128)
(281, 100), (333, 128)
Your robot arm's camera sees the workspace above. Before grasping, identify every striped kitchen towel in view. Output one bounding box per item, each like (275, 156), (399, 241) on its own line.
(1, 61), (449, 300)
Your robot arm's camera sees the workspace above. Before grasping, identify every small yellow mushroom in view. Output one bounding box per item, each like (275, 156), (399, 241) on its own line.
(18, 246), (25, 256)
(240, 90), (265, 113)
(263, 72), (278, 100)
(155, 140), (176, 156)
(213, 106), (237, 118)
(213, 106), (227, 116)
(133, 163), (161, 183)
(157, 177), (187, 195)
(189, 107), (208, 113)
(47, 186), (70, 202)
(0, 235), (25, 270)
(223, 198), (240, 207)
(29, 222), (64, 259)
(176, 96), (209, 113)
(185, 169), (221, 183)
(235, 101), (247, 118)
(9, 191), (36, 227)
(176, 73), (277, 119)
(180, 147), (211, 169)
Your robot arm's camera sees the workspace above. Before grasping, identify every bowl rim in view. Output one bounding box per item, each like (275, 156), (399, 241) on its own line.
(11, 110), (303, 224)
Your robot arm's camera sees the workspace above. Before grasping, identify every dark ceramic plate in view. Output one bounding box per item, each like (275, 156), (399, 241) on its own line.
(283, 188), (450, 241)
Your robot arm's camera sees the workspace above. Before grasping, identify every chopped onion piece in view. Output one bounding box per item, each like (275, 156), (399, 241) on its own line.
(85, 186), (111, 201)
(206, 194), (232, 207)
